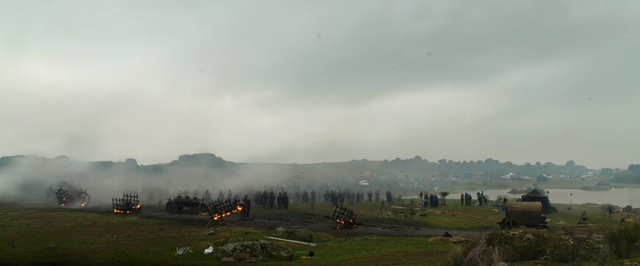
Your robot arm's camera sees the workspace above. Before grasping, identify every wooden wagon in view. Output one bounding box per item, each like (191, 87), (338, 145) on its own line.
(498, 201), (548, 229)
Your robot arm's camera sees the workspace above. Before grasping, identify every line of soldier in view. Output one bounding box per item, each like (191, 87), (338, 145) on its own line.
(212, 189), (401, 209)
(323, 190), (388, 205)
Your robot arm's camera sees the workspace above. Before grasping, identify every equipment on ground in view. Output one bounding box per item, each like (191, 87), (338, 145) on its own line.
(498, 201), (548, 229)
(112, 193), (142, 214)
(55, 187), (90, 207)
(206, 198), (248, 221)
(325, 204), (359, 229)
(577, 211), (592, 224)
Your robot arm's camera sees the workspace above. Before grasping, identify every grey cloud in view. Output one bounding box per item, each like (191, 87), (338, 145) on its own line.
(1, 1), (639, 169)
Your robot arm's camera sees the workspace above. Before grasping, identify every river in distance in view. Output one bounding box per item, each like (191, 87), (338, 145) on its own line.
(475, 188), (640, 207)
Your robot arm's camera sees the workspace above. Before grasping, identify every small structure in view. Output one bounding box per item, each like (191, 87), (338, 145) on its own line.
(325, 205), (359, 229)
(520, 189), (558, 214)
(55, 187), (90, 207)
(206, 198), (247, 220)
(498, 202), (548, 229)
(112, 193), (142, 214)
(577, 211), (592, 224)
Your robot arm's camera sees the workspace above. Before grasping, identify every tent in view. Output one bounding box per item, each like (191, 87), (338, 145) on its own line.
(520, 189), (558, 214)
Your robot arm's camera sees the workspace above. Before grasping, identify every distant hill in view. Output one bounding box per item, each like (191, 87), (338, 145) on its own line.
(0, 153), (593, 180)
(0, 153), (609, 204)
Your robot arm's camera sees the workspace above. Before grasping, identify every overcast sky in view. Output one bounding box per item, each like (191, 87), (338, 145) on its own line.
(1, 1), (638, 169)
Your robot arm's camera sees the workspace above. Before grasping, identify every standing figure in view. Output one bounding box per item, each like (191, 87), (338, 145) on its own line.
(261, 191), (268, 208)
(268, 190), (276, 209)
(283, 192), (289, 209)
(241, 195), (251, 220)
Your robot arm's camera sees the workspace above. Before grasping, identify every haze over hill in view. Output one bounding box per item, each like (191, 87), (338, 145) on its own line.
(4, 152), (634, 206)
(1, 1), (639, 170)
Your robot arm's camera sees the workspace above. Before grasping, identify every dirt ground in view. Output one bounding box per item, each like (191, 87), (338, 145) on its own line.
(125, 204), (494, 239)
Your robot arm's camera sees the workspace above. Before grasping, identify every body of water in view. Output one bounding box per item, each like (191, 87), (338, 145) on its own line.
(474, 188), (640, 207)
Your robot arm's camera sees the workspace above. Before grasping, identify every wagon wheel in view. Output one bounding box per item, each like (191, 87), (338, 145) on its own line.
(78, 192), (90, 207)
(166, 201), (178, 213)
(125, 201), (134, 212)
(505, 219), (519, 229)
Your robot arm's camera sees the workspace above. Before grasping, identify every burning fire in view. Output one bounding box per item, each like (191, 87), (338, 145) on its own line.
(212, 204), (244, 220)
(335, 219), (357, 229)
(112, 204), (142, 214)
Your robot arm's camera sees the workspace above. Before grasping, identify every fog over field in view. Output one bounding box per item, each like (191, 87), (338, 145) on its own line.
(0, 155), (300, 205)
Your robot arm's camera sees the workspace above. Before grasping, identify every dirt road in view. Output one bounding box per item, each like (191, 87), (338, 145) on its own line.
(136, 205), (493, 239)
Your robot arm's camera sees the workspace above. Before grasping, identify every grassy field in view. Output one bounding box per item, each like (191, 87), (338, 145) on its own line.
(1, 201), (639, 265)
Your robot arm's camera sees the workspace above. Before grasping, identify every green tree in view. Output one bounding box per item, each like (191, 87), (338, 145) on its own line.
(537, 174), (548, 182)
(125, 158), (138, 166)
(600, 168), (615, 177)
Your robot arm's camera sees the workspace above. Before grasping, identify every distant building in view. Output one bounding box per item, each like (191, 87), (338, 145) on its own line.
(501, 172), (517, 179)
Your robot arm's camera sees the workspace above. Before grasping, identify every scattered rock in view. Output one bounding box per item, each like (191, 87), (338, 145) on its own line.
(217, 241), (262, 258)
(259, 240), (294, 260)
(220, 257), (236, 263)
(274, 226), (314, 242)
(232, 253), (250, 261)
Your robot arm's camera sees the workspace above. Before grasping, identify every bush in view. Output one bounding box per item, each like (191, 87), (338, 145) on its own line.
(444, 246), (466, 266)
(605, 222), (640, 258)
(445, 239), (479, 266)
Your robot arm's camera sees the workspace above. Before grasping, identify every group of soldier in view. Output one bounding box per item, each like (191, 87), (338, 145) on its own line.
(200, 188), (403, 212)
(418, 191), (440, 208)
(460, 192), (489, 206)
(252, 190), (290, 209)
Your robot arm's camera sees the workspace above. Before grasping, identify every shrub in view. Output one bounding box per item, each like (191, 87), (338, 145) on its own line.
(444, 246), (466, 266)
(604, 222), (640, 258)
